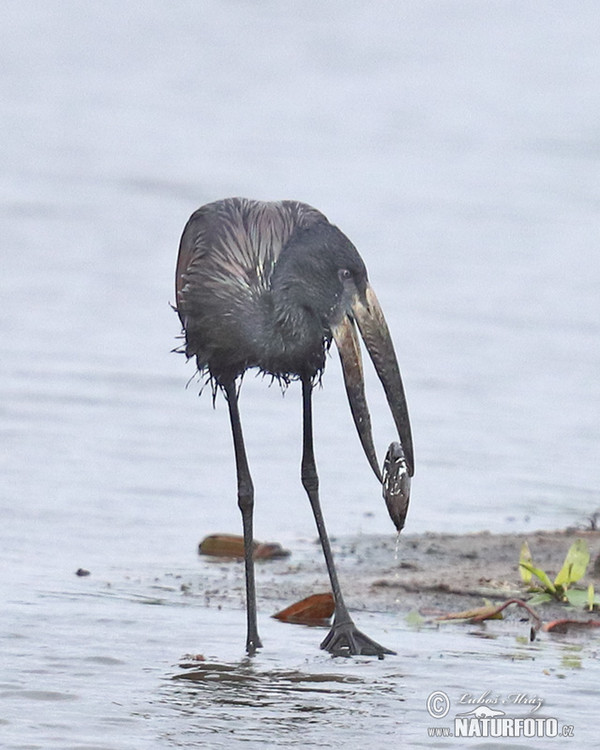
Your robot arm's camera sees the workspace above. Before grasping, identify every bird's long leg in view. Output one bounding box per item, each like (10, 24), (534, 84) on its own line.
(300, 377), (395, 658)
(223, 380), (262, 655)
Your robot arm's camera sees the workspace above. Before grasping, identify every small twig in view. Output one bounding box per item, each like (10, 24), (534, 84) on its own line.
(469, 598), (542, 639)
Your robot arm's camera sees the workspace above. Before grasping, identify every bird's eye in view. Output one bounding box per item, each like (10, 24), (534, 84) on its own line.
(338, 268), (352, 281)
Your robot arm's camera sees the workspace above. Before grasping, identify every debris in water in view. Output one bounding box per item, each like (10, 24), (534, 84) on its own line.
(436, 603), (504, 622)
(272, 593), (334, 625)
(436, 598), (542, 639)
(544, 618), (600, 634)
(181, 653), (206, 662)
(198, 533), (290, 560)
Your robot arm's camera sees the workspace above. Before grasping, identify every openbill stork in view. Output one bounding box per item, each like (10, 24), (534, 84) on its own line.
(175, 197), (413, 657)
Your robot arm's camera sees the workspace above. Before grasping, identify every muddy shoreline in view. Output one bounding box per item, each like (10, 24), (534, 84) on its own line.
(199, 528), (600, 627)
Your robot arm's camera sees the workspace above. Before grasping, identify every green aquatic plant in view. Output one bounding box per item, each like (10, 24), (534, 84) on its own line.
(519, 539), (599, 609)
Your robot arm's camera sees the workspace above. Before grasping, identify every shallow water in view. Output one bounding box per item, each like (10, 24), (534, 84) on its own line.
(2, 1), (600, 747)
(4, 561), (598, 748)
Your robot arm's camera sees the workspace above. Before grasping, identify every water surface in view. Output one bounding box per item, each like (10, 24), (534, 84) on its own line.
(1, 1), (599, 747)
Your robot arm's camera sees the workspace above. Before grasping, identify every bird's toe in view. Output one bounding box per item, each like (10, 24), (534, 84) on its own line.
(320, 622), (395, 658)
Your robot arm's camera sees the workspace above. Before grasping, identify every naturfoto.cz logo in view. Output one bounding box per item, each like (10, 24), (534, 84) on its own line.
(426, 690), (574, 739)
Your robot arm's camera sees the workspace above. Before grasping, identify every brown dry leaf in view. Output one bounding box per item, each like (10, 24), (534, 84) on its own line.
(198, 534), (290, 560)
(272, 593), (335, 625)
(199, 534), (246, 558)
(254, 542), (291, 560)
(437, 604), (504, 622)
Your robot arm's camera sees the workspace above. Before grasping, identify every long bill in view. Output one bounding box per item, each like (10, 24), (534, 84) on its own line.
(353, 284), (414, 477)
(332, 284), (414, 480)
(331, 314), (383, 482)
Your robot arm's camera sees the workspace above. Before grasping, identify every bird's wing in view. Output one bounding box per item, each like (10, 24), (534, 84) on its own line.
(175, 198), (325, 318)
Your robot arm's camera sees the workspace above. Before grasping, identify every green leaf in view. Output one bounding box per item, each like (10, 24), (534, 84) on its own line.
(588, 584), (595, 611)
(554, 539), (590, 587)
(527, 591), (554, 606)
(519, 541), (533, 583)
(519, 561), (556, 594)
(565, 589), (589, 608)
(405, 609), (425, 628)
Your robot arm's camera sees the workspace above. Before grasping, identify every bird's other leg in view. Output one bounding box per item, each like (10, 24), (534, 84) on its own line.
(223, 379), (262, 655)
(300, 377), (394, 658)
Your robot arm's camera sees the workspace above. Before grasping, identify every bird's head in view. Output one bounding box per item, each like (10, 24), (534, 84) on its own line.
(272, 222), (368, 321)
(274, 221), (414, 524)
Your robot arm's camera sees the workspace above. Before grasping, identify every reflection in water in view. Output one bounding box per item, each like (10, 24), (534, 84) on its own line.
(162, 657), (404, 746)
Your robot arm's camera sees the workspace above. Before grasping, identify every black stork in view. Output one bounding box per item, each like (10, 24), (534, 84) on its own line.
(175, 197), (413, 657)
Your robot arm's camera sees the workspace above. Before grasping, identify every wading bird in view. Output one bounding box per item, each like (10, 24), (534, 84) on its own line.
(175, 198), (413, 657)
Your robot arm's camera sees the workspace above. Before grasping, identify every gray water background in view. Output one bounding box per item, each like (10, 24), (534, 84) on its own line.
(2, 1), (599, 747)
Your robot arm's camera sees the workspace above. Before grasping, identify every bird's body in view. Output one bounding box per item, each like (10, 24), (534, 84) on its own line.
(175, 197), (413, 656)
(176, 198), (367, 384)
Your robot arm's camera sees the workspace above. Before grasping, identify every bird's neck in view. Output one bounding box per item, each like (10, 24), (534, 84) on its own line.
(263, 285), (329, 379)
